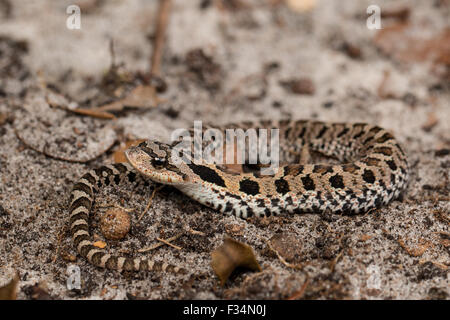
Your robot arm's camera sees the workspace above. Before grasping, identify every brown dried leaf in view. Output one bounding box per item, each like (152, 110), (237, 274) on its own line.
(285, 0), (316, 13)
(70, 108), (116, 120)
(45, 86), (116, 120)
(211, 237), (261, 286)
(113, 139), (147, 163)
(374, 25), (450, 69)
(340, 41), (362, 59)
(215, 0), (249, 12)
(380, 7), (410, 22)
(421, 112), (438, 132)
(97, 85), (164, 112)
(93, 241), (107, 249)
(24, 283), (52, 300)
(0, 272), (19, 300)
(0, 113), (12, 126)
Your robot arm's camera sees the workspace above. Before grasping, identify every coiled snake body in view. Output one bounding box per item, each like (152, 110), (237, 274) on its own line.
(69, 120), (408, 272)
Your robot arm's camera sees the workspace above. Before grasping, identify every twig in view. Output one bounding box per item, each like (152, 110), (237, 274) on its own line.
(150, 0), (172, 76)
(188, 228), (206, 236)
(137, 185), (163, 222)
(156, 237), (182, 250)
(329, 250), (344, 272)
(77, 0), (173, 115)
(53, 224), (68, 263)
(267, 240), (303, 270)
(398, 237), (432, 257)
(109, 38), (116, 70)
(287, 278), (309, 300)
(138, 233), (183, 253)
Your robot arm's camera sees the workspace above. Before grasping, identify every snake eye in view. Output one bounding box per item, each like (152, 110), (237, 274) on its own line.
(152, 157), (167, 168)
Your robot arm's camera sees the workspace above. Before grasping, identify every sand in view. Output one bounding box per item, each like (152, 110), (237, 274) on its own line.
(0, 0), (448, 299)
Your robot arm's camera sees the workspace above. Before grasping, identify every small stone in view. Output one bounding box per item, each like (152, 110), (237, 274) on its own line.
(322, 101), (334, 109)
(225, 223), (244, 236)
(272, 101), (282, 108)
(341, 41), (362, 59)
(100, 208), (131, 240)
(269, 233), (302, 262)
(280, 78), (315, 95)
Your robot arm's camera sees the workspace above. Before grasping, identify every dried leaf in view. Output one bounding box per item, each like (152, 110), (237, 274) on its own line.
(381, 7), (410, 22)
(211, 237), (261, 286)
(0, 113), (13, 126)
(0, 272), (19, 300)
(340, 41), (362, 59)
(97, 85), (164, 112)
(24, 283), (52, 300)
(113, 139), (147, 163)
(93, 241), (107, 249)
(69, 108), (116, 120)
(216, 0), (249, 11)
(285, 0), (316, 12)
(45, 86), (115, 119)
(421, 112), (438, 132)
(374, 25), (450, 69)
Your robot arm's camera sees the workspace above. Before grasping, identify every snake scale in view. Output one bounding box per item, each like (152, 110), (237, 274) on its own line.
(69, 120), (408, 272)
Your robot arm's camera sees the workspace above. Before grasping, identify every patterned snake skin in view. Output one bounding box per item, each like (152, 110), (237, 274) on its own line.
(69, 120), (408, 272)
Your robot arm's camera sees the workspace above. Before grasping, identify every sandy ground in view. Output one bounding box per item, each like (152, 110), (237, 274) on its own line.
(0, 0), (449, 300)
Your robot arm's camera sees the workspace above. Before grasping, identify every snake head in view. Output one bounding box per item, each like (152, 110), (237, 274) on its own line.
(125, 140), (188, 184)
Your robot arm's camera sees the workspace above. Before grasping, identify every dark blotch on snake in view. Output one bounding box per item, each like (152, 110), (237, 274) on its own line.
(329, 174), (345, 189)
(224, 202), (233, 212)
(337, 127), (350, 138)
(127, 171), (137, 183)
(373, 147), (393, 156)
(72, 182), (93, 198)
(275, 178), (290, 194)
(188, 164), (226, 188)
(301, 175), (315, 191)
(69, 196), (92, 212)
(386, 160), (397, 171)
(362, 169), (376, 184)
(316, 126), (328, 139)
(376, 132), (394, 143)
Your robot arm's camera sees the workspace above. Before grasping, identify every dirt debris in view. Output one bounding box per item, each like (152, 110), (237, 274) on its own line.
(0, 0), (448, 300)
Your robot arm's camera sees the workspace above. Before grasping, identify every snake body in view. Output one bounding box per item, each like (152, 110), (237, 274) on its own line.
(69, 120), (408, 272)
